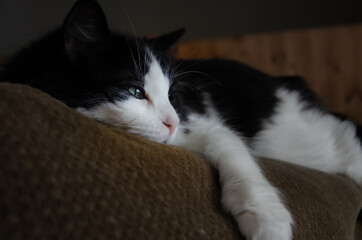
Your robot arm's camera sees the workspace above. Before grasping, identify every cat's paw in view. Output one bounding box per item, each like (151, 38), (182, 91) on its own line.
(221, 185), (293, 240)
(235, 209), (293, 240)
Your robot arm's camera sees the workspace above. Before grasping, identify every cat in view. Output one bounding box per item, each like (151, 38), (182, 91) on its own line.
(1, 0), (362, 239)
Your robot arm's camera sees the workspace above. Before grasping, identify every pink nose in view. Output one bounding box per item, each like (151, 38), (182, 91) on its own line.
(163, 117), (179, 136)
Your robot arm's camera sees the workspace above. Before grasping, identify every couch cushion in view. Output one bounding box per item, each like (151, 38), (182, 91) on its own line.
(0, 83), (361, 239)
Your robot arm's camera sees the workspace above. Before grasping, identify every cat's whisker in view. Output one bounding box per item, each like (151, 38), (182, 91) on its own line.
(177, 82), (204, 96)
(125, 35), (142, 77)
(172, 39), (209, 74)
(171, 54), (210, 78)
(124, 11), (143, 77)
(173, 70), (222, 87)
(121, 9), (144, 79)
(144, 49), (153, 75)
(169, 58), (219, 85)
(135, 39), (142, 77)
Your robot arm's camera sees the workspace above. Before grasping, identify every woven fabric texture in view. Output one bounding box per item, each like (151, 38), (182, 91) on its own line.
(0, 83), (361, 240)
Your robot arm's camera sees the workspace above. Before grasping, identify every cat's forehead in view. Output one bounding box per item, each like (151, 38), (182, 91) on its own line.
(123, 38), (170, 73)
(144, 53), (170, 98)
(128, 43), (170, 86)
(113, 36), (171, 95)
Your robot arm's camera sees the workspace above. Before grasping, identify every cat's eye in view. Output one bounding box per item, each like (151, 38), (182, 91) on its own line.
(168, 93), (174, 101)
(128, 87), (144, 99)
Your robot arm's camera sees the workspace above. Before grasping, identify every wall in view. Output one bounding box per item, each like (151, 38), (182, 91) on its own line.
(1, 0), (362, 56)
(175, 24), (362, 123)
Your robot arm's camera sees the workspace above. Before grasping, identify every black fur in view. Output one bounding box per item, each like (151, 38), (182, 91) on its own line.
(0, 0), (178, 109)
(170, 59), (279, 138)
(0, 0), (357, 141)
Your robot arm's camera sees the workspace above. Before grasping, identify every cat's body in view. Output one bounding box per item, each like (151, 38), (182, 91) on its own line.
(1, 1), (362, 239)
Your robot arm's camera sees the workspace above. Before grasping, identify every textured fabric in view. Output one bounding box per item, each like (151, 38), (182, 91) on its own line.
(0, 83), (361, 240)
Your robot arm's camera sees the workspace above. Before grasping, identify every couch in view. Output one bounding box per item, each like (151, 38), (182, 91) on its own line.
(0, 82), (361, 239)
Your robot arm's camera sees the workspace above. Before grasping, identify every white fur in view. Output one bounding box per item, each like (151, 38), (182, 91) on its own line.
(143, 55), (180, 142)
(252, 89), (362, 186)
(172, 97), (293, 240)
(76, 53), (179, 143)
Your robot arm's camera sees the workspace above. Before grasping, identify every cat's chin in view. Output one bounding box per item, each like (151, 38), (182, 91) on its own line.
(126, 130), (171, 145)
(142, 134), (169, 144)
(135, 128), (178, 145)
(113, 126), (168, 144)
(155, 135), (174, 145)
(145, 133), (176, 145)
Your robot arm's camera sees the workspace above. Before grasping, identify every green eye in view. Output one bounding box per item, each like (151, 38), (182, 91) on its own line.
(128, 87), (144, 99)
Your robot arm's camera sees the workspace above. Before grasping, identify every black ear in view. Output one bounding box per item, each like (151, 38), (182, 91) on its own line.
(147, 28), (186, 52)
(63, 0), (110, 63)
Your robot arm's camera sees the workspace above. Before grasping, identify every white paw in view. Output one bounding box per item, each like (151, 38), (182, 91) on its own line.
(221, 185), (293, 240)
(235, 209), (293, 240)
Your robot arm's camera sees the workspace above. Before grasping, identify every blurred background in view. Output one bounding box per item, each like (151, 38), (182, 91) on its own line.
(0, 0), (362, 56)
(0, 0), (362, 122)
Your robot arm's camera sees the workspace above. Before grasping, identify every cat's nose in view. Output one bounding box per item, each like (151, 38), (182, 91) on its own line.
(163, 116), (179, 135)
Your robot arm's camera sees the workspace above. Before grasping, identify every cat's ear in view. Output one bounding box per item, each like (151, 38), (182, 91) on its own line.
(147, 28), (186, 52)
(63, 0), (110, 63)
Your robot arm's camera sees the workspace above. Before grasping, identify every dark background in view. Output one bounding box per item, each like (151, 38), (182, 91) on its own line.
(1, 0), (362, 56)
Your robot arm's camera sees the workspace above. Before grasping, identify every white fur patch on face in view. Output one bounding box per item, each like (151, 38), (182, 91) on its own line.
(143, 57), (170, 103)
(76, 50), (179, 144)
(142, 54), (180, 142)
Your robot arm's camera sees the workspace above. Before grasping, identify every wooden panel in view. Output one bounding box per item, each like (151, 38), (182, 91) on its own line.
(0, 57), (10, 72)
(175, 24), (362, 123)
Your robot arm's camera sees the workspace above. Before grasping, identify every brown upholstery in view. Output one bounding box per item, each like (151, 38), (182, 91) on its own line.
(1, 83), (361, 239)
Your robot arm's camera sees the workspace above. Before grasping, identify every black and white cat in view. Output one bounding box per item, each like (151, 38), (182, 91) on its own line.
(1, 0), (362, 239)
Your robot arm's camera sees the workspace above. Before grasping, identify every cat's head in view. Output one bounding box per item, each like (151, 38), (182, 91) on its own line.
(2, 0), (185, 144)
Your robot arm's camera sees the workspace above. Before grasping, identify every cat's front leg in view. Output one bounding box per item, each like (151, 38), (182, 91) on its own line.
(219, 159), (293, 240)
(173, 115), (293, 240)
